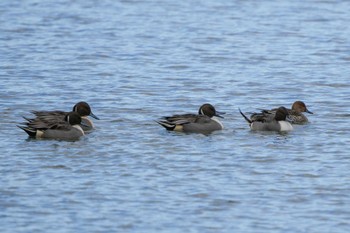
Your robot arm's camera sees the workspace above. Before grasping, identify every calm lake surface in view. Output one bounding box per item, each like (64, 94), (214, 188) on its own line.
(1, 0), (350, 232)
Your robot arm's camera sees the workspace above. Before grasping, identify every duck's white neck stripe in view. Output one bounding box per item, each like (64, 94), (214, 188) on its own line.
(212, 116), (224, 129)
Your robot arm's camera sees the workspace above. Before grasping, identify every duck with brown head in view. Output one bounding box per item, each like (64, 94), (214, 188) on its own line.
(31, 101), (99, 131)
(157, 103), (224, 134)
(250, 100), (313, 124)
(287, 101), (313, 124)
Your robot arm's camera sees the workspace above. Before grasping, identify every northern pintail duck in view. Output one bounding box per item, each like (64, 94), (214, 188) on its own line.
(32, 101), (99, 131)
(18, 112), (85, 141)
(157, 103), (224, 134)
(251, 101), (313, 124)
(240, 107), (293, 132)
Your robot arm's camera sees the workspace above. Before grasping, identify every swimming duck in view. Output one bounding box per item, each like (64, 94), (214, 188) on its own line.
(18, 112), (85, 141)
(240, 106), (293, 132)
(31, 101), (99, 131)
(157, 103), (224, 134)
(251, 101), (313, 124)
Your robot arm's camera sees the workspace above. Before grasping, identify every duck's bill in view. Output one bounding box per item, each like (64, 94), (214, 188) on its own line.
(306, 109), (313, 114)
(215, 111), (225, 118)
(90, 112), (100, 120)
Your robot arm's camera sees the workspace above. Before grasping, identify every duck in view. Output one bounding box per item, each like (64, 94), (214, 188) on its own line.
(18, 112), (85, 141)
(157, 103), (224, 134)
(240, 106), (293, 132)
(251, 101), (313, 124)
(31, 101), (99, 131)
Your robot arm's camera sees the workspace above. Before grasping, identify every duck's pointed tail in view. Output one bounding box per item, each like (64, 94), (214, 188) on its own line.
(156, 120), (176, 131)
(239, 108), (252, 124)
(17, 125), (36, 137)
(22, 116), (34, 123)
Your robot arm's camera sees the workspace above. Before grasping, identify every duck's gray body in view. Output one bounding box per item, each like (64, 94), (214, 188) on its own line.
(249, 120), (293, 131)
(37, 125), (84, 141)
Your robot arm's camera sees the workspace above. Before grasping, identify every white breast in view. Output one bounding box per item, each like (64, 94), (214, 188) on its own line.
(279, 121), (293, 131)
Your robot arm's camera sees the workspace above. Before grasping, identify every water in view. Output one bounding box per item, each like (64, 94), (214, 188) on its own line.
(1, 0), (350, 232)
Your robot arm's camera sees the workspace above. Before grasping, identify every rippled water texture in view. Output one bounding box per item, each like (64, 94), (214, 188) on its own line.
(1, 0), (350, 232)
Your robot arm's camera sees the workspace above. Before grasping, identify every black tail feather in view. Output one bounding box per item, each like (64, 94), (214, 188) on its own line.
(22, 116), (34, 123)
(17, 125), (36, 137)
(239, 108), (252, 124)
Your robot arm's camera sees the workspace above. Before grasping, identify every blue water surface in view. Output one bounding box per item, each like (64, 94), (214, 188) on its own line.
(1, 0), (350, 232)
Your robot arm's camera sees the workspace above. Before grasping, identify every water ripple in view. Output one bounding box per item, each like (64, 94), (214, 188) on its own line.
(1, 0), (350, 233)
